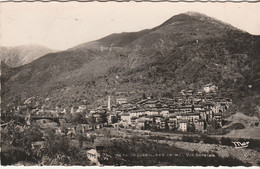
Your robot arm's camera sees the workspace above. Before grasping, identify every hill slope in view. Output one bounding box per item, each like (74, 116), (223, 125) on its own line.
(2, 12), (260, 113)
(0, 44), (56, 67)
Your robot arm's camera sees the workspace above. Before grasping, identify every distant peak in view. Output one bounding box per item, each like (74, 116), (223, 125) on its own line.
(184, 11), (207, 17)
(184, 11), (239, 31)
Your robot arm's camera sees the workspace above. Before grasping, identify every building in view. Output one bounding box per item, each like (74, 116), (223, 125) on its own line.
(143, 100), (160, 108)
(159, 118), (167, 130)
(121, 113), (131, 124)
(116, 98), (127, 105)
(214, 113), (222, 127)
(167, 119), (177, 130)
(160, 108), (170, 117)
(195, 119), (205, 132)
(87, 149), (100, 165)
(137, 118), (147, 130)
(130, 116), (138, 126)
(178, 120), (188, 132)
(108, 96), (111, 111)
(145, 108), (160, 116)
(203, 84), (218, 93)
(187, 113), (200, 123)
(107, 112), (117, 124)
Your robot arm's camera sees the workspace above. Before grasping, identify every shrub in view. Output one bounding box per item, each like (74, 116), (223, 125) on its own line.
(200, 135), (219, 144)
(220, 137), (232, 146)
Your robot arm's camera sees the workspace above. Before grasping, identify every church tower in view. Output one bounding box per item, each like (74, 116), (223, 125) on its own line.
(108, 95), (111, 111)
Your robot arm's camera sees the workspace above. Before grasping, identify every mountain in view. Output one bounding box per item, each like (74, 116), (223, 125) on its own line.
(72, 11), (240, 50)
(2, 12), (260, 116)
(72, 29), (150, 50)
(0, 44), (56, 67)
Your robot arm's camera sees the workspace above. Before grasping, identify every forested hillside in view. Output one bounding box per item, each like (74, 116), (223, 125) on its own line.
(2, 12), (260, 116)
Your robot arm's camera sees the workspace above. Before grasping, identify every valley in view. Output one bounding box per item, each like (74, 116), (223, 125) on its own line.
(1, 11), (260, 166)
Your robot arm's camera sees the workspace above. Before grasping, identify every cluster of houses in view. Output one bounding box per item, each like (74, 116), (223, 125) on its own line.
(11, 84), (231, 137)
(2, 83), (234, 165)
(107, 88), (231, 132)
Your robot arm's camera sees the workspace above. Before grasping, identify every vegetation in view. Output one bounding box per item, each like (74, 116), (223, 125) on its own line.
(2, 12), (260, 116)
(97, 137), (251, 166)
(1, 12), (260, 166)
(1, 121), (91, 166)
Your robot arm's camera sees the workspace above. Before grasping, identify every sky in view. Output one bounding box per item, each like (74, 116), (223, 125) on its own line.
(1, 2), (260, 50)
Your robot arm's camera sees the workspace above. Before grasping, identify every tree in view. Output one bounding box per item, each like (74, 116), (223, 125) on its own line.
(142, 93), (147, 99)
(86, 116), (96, 124)
(220, 137), (232, 146)
(99, 113), (108, 124)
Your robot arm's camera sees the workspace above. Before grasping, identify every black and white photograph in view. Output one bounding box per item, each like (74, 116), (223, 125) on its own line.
(0, 1), (260, 166)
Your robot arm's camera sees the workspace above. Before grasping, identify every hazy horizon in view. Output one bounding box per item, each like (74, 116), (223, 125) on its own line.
(1, 2), (260, 50)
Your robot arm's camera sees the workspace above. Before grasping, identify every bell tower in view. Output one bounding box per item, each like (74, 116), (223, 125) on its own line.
(108, 95), (111, 111)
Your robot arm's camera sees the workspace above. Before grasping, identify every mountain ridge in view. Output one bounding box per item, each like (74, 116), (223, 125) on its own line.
(0, 44), (57, 67)
(2, 12), (260, 117)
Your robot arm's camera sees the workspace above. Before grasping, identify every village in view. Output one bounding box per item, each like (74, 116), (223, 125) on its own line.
(11, 84), (232, 135)
(2, 83), (234, 165)
(11, 83), (233, 134)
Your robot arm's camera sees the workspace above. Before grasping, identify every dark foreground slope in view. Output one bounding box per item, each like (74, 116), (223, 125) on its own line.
(2, 12), (260, 114)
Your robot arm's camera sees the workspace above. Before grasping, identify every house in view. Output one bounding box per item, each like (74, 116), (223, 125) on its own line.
(145, 108), (160, 116)
(130, 116), (138, 126)
(195, 119), (205, 132)
(178, 120), (188, 132)
(187, 113), (200, 123)
(148, 116), (154, 124)
(87, 149), (100, 165)
(159, 118), (167, 130)
(176, 113), (189, 121)
(136, 118), (147, 130)
(203, 84), (218, 93)
(213, 113), (222, 127)
(121, 113), (131, 124)
(199, 110), (207, 120)
(173, 108), (181, 114)
(203, 102), (214, 111)
(205, 96), (213, 101)
(154, 116), (163, 127)
(77, 105), (87, 112)
(116, 98), (128, 105)
(143, 100), (160, 108)
(107, 112), (117, 124)
(177, 105), (192, 113)
(193, 105), (204, 111)
(134, 109), (145, 117)
(160, 108), (170, 117)
(129, 110), (138, 117)
(167, 119), (178, 130)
